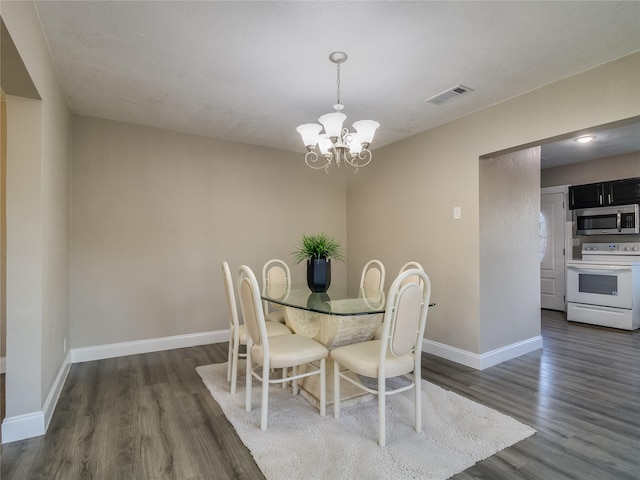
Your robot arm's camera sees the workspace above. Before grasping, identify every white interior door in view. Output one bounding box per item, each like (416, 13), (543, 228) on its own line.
(540, 188), (567, 311)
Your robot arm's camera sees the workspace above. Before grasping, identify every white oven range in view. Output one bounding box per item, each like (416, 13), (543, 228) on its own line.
(566, 242), (640, 330)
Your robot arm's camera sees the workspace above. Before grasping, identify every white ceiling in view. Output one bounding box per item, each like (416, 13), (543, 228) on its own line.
(32, 1), (640, 165)
(540, 121), (640, 169)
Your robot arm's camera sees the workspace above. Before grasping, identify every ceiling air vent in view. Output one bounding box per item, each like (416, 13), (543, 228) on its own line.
(425, 84), (474, 106)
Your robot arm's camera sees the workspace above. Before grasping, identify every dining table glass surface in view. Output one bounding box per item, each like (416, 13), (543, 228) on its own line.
(260, 281), (434, 408)
(261, 283), (386, 316)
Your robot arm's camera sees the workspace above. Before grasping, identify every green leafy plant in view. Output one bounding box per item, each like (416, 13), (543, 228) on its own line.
(292, 233), (345, 264)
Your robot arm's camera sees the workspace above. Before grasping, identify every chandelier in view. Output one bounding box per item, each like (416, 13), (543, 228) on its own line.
(296, 52), (379, 173)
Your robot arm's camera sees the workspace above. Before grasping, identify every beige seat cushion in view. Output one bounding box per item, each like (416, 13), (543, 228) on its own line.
(252, 334), (328, 369)
(331, 340), (414, 378)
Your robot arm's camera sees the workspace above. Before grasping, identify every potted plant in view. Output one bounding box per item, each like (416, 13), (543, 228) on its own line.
(292, 233), (345, 293)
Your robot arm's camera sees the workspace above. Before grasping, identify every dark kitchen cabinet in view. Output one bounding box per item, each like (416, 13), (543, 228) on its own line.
(609, 177), (640, 205)
(569, 182), (606, 209)
(569, 176), (640, 209)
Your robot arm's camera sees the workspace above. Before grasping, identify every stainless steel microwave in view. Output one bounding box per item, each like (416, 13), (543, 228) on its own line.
(575, 204), (639, 235)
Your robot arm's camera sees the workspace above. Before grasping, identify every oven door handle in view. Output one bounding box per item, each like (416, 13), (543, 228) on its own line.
(567, 265), (631, 273)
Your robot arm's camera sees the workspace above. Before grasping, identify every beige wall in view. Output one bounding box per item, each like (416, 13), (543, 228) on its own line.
(348, 52), (640, 356)
(541, 151), (640, 188)
(1, 0), (72, 423)
(479, 148), (541, 352)
(346, 125), (482, 353)
(5, 96), (44, 415)
(1, 91), (6, 362)
(70, 116), (347, 348)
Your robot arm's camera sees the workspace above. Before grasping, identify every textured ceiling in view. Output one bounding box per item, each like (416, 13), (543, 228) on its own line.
(540, 121), (640, 169)
(31, 1), (640, 166)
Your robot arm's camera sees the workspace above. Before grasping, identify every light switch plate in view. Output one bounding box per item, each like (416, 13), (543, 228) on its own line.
(453, 206), (462, 219)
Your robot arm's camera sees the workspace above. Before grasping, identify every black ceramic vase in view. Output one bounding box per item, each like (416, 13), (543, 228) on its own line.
(307, 258), (331, 293)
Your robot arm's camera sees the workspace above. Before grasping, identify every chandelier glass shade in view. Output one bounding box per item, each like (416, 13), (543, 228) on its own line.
(297, 52), (379, 173)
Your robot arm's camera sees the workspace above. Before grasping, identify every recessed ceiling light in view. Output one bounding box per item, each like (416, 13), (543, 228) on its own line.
(575, 135), (595, 144)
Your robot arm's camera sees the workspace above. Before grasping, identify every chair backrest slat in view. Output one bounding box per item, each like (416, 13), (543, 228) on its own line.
(380, 268), (431, 359)
(389, 283), (423, 356)
(267, 266), (287, 297)
(398, 261), (425, 288)
(222, 261), (240, 330)
(360, 259), (386, 295)
(238, 265), (268, 350)
(262, 259), (291, 310)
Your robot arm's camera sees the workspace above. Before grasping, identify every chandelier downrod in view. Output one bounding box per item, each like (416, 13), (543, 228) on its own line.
(330, 51), (347, 106)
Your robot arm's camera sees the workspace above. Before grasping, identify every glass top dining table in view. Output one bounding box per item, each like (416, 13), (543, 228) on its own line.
(261, 284), (387, 316)
(260, 282), (434, 408)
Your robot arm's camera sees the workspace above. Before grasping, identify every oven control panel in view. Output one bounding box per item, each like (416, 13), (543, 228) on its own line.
(582, 242), (640, 254)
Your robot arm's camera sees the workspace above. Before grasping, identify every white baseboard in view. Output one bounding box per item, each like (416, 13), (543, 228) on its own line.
(43, 351), (71, 432)
(1, 411), (45, 444)
(3, 330), (537, 443)
(1, 356), (5, 374)
(2, 351), (71, 444)
(70, 329), (229, 364)
(422, 335), (543, 370)
(3, 331), (227, 443)
(2, 329), (540, 443)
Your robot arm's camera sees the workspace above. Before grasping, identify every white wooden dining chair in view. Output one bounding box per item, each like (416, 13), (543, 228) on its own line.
(237, 265), (329, 430)
(360, 259), (386, 295)
(398, 261), (425, 287)
(222, 261), (291, 394)
(332, 268), (432, 447)
(262, 259), (291, 324)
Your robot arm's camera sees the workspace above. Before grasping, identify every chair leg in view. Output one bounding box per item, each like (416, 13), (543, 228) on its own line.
(282, 367), (288, 389)
(378, 376), (386, 447)
(260, 363), (270, 431)
(227, 338), (233, 383)
(319, 358), (326, 417)
(333, 360), (341, 419)
(230, 337), (239, 395)
(415, 370), (422, 433)
(245, 343), (252, 412)
(292, 365), (299, 395)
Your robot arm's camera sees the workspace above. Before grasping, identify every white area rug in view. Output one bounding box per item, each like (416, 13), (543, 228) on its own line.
(196, 362), (535, 480)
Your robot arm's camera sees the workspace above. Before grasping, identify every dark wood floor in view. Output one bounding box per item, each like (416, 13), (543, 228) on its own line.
(1, 310), (638, 479)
